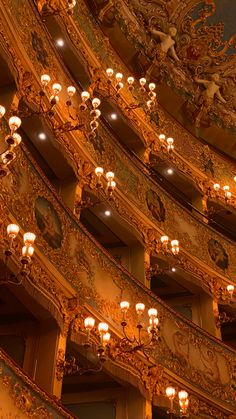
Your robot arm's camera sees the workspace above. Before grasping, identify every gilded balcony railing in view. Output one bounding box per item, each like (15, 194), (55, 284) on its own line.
(0, 348), (75, 418)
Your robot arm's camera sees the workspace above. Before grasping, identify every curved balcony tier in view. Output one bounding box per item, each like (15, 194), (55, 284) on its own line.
(0, 143), (235, 417)
(0, 0), (236, 300)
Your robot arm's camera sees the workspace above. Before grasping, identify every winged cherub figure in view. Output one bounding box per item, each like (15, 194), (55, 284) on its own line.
(146, 26), (180, 77)
(195, 73), (226, 127)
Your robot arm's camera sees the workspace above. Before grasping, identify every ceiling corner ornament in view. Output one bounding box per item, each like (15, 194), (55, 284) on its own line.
(109, 0), (236, 130)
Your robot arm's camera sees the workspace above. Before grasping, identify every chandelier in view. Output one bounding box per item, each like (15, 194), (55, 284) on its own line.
(3, 224), (36, 282)
(83, 317), (111, 362)
(213, 183), (233, 204)
(18, 74), (101, 140)
(0, 107), (22, 177)
(158, 134), (174, 153)
(119, 301), (159, 356)
(166, 386), (189, 418)
(75, 167), (116, 212)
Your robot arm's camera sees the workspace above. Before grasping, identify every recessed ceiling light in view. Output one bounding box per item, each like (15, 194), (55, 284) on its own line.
(171, 267), (176, 272)
(38, 132), (46, 140)
(104, 210), (111, 216)
(167, 168), (173, 175)
(56, 39), (65, 47)
(110, 113), (117, 120)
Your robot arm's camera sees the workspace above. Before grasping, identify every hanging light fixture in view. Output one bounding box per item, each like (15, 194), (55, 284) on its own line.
(119, 301), (159, 355)
(0, 109), (22, 177)
(166, 386), (189, 417)
(83, 317), (110, 362)
(4, 224), (36, 281)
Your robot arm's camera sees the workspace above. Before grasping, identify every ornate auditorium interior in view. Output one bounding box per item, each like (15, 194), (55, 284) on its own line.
(0, 0), (235, 418)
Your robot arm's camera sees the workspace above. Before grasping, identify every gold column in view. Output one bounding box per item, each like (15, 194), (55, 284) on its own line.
(33, 319), (67, 398)
(126, 388), (152, 419)
(130, 243), (148, 286)
(198, 294), (221, 339)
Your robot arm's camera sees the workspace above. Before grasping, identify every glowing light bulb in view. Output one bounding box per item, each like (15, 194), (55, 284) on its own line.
(84, 317), (95, 330)
(135, 303), (145, 315)
(41, 74), (51, 86)
(120, 301), (130, 312)
(106, 68), (114, 78)
(23, 232), (36, 245)
(166, 386), (176, 399)
(9, 116), (21, 132)
(95, 167), (104, 177)
(7, 224), (19, 239)
(67, 86), (76, 97)
(52, 83), (62, 94)
(0, 105), (6, 118)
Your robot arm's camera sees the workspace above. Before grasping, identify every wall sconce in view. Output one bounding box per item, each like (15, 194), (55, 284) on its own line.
(157, 134), (174, 154)
(75, 167), (116, 212)
(17, 75), (101, 139)
(105, 68), (157, 111)
(166, 386), (176, 416)
(156, 236), (180, 256)
(226, 284), (234, 301)
(213, 183), (232, 204)
(119, 301), (159, 356)
(178, 390), (189, 417)
(38, 0), (76, 17)
(83, 317), (110, 362)
(4, 224), (36, 280)
(166, 387), (189, 417)
(0, 107), (22, 177)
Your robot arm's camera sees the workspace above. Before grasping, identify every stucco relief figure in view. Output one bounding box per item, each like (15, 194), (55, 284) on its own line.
(200, 348), (221, 384)
(146, 26), (180, 78)
(173, 330), (189, 367)
(208, 238), (229, 271)
(146, 190), (165, 222)
(194, 73), (226, 128)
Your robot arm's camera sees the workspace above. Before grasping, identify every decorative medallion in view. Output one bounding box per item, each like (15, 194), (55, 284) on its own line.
(31, 31), (49, 67)
(208, 238), (229, 271)
(146, 190), (165, 222)
(35, 196), (63, 249)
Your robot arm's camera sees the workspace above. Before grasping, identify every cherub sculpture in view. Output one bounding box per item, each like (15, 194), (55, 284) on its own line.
(146, 26), (180, 77)
(195, 73), (226, 127)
